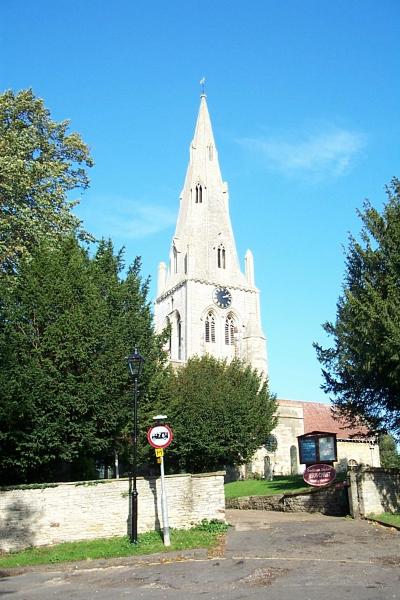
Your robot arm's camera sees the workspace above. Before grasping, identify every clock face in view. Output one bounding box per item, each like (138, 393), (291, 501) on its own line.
(213, 286), (232, 309)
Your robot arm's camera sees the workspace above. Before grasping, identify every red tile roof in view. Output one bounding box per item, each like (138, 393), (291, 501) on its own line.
(278, 399), (372, 440)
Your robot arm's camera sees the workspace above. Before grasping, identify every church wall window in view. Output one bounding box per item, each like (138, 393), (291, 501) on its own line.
(217, 244), (226, 269)
(225, 314), (235, 345)
(208, 144), (213, 160)
(173, 247), (178, 274)
(166, 317), (172, 357)
(205, 311), (216, 343)
(184, 253), (188, 274)
(177, 317), (182, 360)
(264, 434), (278, 453)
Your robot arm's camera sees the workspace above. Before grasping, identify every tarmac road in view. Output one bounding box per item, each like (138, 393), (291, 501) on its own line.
(1, 509), (399, 599)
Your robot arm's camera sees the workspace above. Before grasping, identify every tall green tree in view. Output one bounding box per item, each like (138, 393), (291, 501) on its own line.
(0, 237), (167, 484)
(314, 178), (400, 438)
(0, 89), (93, 275)
(164, 355), (277, 473)
(379, 434), (400, 469)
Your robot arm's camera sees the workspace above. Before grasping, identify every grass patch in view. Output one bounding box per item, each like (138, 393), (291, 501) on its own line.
(369, 512), (400, 527)
(0, 520), (228, 569)
(224, 475), (310, 499)
(225, 473), (347, 499)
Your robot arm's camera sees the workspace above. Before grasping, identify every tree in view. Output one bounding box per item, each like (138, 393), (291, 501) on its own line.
(0, 236), (167, 484)
(0, 89), (93, 275)
(315, 178), (400, 438)
(379, 434), (400, 469)
(164, 355), (277, 473)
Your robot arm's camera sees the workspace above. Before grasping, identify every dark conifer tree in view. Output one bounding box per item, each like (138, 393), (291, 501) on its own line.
(315, 178), (400, 438)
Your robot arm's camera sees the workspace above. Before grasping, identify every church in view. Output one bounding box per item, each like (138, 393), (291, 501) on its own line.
(154, 92), (380, 477)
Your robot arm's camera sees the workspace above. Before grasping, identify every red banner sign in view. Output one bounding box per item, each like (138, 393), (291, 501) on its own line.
(303, 464), (336, 487)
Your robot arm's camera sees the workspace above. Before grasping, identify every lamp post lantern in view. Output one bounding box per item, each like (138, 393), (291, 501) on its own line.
(126, 348), (145, 543)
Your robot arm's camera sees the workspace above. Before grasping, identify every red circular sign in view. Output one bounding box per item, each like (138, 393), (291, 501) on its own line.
(147, 424), (173, 449)
(303, 464), (336, 487)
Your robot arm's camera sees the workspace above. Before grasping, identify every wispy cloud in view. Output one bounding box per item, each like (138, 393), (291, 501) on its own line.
(77, 197), (177, 240)
(240, 126), (366, 181)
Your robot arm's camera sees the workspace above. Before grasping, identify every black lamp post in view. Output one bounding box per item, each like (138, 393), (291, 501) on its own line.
(126, 347), (145, 543)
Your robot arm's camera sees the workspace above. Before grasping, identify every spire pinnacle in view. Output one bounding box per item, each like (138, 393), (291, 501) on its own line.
(199, 76), (206, 97)
(191, 90), (216, 153)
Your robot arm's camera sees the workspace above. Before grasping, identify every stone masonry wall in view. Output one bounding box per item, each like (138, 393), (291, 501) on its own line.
(347, 466), (400, 518)
(0, 472), (225, 553)
(226, 482), (349, 516)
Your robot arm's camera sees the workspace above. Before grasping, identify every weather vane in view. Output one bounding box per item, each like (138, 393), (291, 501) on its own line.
(200, 77), (206, 95)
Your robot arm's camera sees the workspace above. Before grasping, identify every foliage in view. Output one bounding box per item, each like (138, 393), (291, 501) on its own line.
(0, 236), (167, 484)
(0, 88), (93, 275)
(165, 355), (277, 473)
(0, 521), (228, 568)
(191, 519), (229, 533)
(369, 512), (400, 527)
(379, 435), (400, 469)
(314, 178), (400, 438)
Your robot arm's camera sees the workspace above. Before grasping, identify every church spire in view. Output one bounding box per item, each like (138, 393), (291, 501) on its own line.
(168, 93), (246, 286)
(192, 93), (216, 155)
(179, 92), (224, 204)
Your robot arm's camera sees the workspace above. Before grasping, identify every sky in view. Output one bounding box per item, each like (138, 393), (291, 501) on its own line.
(1, 1), (399, 402)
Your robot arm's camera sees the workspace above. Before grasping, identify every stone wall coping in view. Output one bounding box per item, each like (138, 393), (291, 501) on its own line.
(348, 466), (400, 474)
(0, 471), (225, 492)
(191, 471), (226, 478)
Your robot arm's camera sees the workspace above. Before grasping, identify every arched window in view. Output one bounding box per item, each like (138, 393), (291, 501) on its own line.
(205, 311), (216, 343)
(217, 244), (226, 269)
(264, 434), (278, 453)
(177, 317), (182, 360)
(166, 317), (172, 357)
(195, 184), (202, 203)
(173, 246), (178, 273)
(225, 314), (235, 345)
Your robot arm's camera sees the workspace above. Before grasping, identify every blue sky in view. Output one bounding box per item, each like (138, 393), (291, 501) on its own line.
(1, 1), (399, 402)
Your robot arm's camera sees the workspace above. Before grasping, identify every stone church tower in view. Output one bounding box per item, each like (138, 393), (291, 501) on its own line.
(154, 94), (267, 376)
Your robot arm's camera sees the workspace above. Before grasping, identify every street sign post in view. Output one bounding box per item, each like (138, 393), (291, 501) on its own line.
(147, 423), (173, 546)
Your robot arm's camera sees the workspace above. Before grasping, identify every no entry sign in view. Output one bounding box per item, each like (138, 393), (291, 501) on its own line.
(147, 424), (173, 449)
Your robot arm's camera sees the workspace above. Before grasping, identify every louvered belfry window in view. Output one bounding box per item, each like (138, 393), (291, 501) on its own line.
(225, 314), (235, 345)
(205, 311), (216, 343)
(217, 244), (226, 269)
(195, 184), (203, 203)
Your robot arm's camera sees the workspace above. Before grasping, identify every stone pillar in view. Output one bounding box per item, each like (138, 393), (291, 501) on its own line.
(347, 468), (360, 518)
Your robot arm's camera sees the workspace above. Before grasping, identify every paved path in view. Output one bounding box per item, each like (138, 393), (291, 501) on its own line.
(1, 510), (399, 599)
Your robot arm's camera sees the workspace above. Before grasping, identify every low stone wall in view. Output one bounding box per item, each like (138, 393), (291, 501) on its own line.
(226, 482), (349, 516)
(0, 472), (225, 553)
(348, 466), (400, 518)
